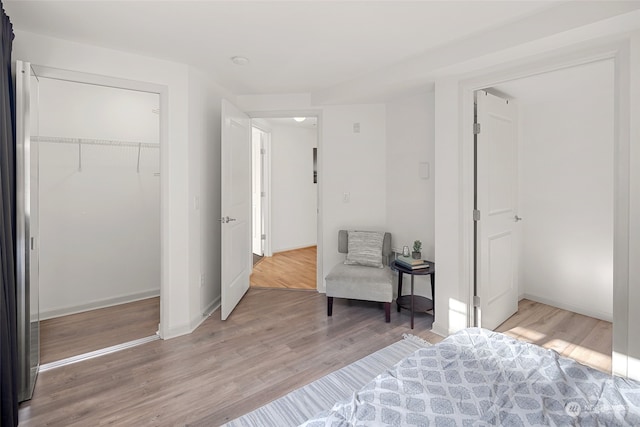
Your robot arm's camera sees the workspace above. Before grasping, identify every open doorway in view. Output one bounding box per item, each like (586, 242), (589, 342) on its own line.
(31, 70), (161, 367)
(250, 117), (318, 290)
(251, 126), (267, 266)
(473, 59), (614, 372)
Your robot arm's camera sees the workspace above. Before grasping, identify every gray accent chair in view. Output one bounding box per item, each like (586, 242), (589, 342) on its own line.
(325, 230), (393, 322)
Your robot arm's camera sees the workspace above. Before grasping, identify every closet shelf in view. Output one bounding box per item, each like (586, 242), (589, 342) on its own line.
(33, 136), (159, 173)
(33, 136), (159, 148)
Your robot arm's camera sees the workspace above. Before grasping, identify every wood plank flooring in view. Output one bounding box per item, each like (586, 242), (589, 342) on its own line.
(19, 289), (438, 426)
(18, 292), (612, 426)
(250, 246), (317, 290)
(496, 298), (612, 373)
(40, 297), (160, 364)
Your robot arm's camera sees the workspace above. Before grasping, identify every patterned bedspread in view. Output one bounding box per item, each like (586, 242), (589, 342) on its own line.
(300, 328), (640, 426)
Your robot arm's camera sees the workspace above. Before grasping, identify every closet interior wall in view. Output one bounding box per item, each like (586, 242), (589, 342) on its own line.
(33, 77), (161, 319)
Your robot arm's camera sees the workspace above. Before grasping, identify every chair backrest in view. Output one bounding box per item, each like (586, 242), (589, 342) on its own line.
(338, 230), (392, 266)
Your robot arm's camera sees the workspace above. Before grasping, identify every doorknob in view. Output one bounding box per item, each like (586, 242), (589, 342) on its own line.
(219, 216), (237, 223)
(514, 215), (523, 222)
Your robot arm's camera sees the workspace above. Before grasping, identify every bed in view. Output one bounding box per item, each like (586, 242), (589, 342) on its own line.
(300, 328), (640, 426)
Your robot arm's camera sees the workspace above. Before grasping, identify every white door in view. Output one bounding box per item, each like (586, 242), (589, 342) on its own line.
(476, 90), (519, 330)
(221, 99), (252, 320)
(15, 60), (40, 400)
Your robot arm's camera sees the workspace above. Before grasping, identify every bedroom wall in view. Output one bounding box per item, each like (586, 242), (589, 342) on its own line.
(320, 104), (388, 290)
(12, 30), (235, 338)
(517, 71), (614, 321)
(270, 124), (318, 253)
(385, 91), (435, 299)
(35, 78), (160, 319)
(187, 66), (227, 326)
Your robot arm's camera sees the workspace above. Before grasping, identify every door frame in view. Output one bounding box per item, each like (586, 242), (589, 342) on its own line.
(247, 110), (323, 291)
(24, 64), (168, 336)
(458, 41), (629, 376)
(250, 122), (272, 258)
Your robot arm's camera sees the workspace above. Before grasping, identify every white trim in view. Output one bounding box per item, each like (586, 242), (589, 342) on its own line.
(31, 65), (166, 95)
(28, 64), (169, 339)
(430, 322), (449, 338)
(190, 296), (221, 332)
(272, 244), (317, 254)
(457, 40), (629, 377)
(39, 290), (160, 320)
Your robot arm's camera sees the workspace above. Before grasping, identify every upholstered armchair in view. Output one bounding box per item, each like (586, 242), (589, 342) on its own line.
(325, 230), (393, 322)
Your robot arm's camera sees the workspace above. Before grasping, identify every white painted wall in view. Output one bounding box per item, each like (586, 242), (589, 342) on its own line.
(321, 104), (388, 288)
(517, 79), (614, 321)
(35, 78), (160, 318)
(386, 91), (435, 298)
(13, 30), (234, 337)
(270, 124), (317, 252)
(187, 67), (226, 326)
(433, 77), (470, 336)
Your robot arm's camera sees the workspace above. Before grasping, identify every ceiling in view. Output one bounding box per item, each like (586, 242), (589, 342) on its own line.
(261, 117), (317, 130)
(4, 1), (557, 95)
(4, 1), (639, 103)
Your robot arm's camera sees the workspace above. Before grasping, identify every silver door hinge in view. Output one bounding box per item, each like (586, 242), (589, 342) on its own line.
(260, 191), (266, 197)
(473, 210), (481, 221)
(261, 234), (266, 240)
(473, 295), (481, 307)
(260, 148), (266, 155)
(473, 123), (481, 135)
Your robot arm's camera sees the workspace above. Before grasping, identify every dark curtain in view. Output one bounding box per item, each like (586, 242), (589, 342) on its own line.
(0, 1), (16, 426)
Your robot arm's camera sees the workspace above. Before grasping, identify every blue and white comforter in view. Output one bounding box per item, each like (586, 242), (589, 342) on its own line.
(301, 328), (640, 426)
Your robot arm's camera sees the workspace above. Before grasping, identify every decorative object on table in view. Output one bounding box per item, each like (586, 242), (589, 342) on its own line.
(402, 245), (410, 257)
(395, 256), (429, 270)
(412, 240), (422, 259)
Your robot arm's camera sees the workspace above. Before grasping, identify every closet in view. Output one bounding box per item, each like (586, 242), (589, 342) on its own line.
(33, 77), (160, 359)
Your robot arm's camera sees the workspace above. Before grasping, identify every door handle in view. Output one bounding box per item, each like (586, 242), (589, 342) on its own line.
(219, 216), (237, 223)
(514, 215), (523, 222)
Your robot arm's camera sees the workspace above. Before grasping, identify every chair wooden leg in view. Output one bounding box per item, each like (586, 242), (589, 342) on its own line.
(384, 302), (391, 323)
(327, 297), (333, 316)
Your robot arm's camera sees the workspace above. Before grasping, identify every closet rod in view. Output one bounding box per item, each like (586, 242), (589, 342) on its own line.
(32, 135), (159, 149)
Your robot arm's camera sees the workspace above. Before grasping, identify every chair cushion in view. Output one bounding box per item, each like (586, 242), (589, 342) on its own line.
(325, 263), (393, 302)
(344, 230), (384, 268)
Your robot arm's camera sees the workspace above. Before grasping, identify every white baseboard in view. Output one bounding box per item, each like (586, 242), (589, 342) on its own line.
(40, 289), (161, 320)
(430, 321), (449, 338)
(158, 296), (222, 340)
(522, 293), (613, 322)
(273, 244), (317, 254)
(190, 296), (221, 331)
(161, 323), (192, 340)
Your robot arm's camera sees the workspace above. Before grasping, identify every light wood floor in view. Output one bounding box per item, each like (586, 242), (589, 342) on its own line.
(496, 298), (612, 373)
(250, 246), (317, 290)
(40, 297), (160, 364)
(19, 289), (438, 426)
(18, 292), (611, 426)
